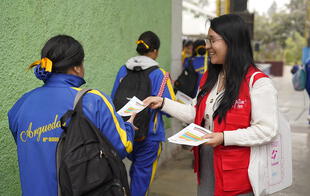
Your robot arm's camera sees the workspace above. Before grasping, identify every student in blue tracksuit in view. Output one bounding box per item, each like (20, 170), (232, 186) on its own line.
(8, 35), (135, 196)
(183, 39), (207, 96)
(111, 31), (176, 196)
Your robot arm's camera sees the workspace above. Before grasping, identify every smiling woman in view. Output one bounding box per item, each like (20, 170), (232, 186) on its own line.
(143, 14), (278, 196)
(205, 30), (227, 65)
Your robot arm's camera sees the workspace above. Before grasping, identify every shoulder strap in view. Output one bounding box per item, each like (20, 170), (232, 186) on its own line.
(188, 57), (193, 67)
(249, 71), (267, 90)
(144, 66), (159, 74)
(157, 71), (170, 97)
(58, 88), (91, 196)
(73, 88), (92, 109)
(126, 66), (159, 73)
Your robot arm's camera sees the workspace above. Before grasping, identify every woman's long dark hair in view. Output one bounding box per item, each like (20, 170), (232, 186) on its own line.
(197, 14), (256, 123)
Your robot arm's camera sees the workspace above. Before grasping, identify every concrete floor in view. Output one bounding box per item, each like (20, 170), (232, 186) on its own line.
(149, 66), (310, 196)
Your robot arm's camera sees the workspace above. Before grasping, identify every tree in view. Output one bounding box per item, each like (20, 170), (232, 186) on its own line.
(284, 31), (307, 64)
(267, 1), (277, 17)
(253, 0), (309, 63)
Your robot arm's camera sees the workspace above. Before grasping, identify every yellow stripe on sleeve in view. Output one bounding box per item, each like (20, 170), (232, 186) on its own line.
(71, 87), (133, 153)
(195, 67), (205, 72)
(159, 68), (176, 101)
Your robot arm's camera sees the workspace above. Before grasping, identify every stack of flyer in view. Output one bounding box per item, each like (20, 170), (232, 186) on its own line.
(168, 123), (212, 146)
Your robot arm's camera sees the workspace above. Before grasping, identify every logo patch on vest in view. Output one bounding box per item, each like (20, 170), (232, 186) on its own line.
(233, 99), (247, 109)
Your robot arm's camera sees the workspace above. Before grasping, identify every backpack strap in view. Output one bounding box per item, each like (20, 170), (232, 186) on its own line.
(74, 88), (92, 109)
(152, 70), (170, 132)
(57, 88), (92, 196)
(126, 66), (158, 74)
(57, 137), (63, 196)
(188, 57), (193, 68)
(60, 88), (92, 129)
(157, 71), (170, 96)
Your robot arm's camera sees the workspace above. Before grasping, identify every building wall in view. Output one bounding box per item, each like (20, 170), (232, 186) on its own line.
(0, 0), (171, 194)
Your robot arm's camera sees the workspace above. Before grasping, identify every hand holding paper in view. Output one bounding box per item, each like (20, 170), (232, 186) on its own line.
(168, 123), (212, 146)
(117, 96), (146, 116)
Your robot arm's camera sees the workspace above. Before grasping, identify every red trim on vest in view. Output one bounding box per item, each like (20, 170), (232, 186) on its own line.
(193, 66), (268, 195)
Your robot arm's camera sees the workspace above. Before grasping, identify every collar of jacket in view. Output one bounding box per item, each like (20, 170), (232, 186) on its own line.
(43, 73), (86, 88)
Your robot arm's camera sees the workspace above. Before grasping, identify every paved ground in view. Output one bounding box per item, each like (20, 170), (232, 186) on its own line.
(149, 66), (310, 196)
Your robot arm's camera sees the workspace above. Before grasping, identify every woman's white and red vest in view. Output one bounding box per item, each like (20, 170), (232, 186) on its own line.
(193, 66), (268, 196)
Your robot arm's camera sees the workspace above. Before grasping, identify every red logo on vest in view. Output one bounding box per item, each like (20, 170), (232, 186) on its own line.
(233, 98), (247, 109)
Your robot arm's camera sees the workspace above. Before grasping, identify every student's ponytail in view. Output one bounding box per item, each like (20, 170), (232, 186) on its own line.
(136, 31), (160, 55)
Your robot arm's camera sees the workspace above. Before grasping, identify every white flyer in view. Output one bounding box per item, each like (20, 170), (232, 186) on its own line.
(117, 96), (146, 116)
(168, 123), (212, 146)
(175, 91), (193, 105)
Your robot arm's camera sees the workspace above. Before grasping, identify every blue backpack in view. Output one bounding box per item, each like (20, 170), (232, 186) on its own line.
(292, 65), (307, 91)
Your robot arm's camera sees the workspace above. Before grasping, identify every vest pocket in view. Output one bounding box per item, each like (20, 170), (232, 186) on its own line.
(220, 148), (251, 191)
(225, 112), (250, 129)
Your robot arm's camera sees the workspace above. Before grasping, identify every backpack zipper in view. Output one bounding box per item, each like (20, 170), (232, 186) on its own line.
(100, 150), (108, 158)
(122, 187), (127, 196)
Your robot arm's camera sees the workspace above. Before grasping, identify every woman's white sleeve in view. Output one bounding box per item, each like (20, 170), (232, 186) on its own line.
(223, 78), (278, 146)
(161, 98), (196, 124)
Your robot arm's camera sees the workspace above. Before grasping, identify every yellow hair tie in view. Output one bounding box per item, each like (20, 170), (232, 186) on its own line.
(28, 57), (53, 72)
(195, 45), (206, 54)
(136, 40), (150, 49)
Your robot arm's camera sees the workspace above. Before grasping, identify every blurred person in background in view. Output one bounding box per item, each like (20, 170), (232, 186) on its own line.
(182, 39), (194, 64)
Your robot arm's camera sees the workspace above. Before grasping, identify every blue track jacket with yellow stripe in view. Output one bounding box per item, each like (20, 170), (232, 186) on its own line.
(111, 56), (176, 142)
(8, 74), (134, 196)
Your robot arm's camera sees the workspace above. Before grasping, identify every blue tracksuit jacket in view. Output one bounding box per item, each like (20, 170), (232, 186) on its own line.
(8, 73), (134, 196)
(111, 65), (176, 142)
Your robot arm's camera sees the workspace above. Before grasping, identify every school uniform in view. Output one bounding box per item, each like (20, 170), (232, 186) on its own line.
(8, 73), (135, 196)
(111, 55), (176, 196)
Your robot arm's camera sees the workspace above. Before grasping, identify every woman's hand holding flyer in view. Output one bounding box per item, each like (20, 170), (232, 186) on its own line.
(117, 96), (146, 116)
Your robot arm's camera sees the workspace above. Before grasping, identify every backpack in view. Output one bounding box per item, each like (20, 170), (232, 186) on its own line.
(174, 58), (198, 98)
(56, 89), (130, 196)
(113, 66), (158, 141)
(292, 65), (307, 91)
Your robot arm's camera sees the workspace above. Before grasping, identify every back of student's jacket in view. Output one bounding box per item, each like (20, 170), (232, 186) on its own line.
(8, 73), (135, 196)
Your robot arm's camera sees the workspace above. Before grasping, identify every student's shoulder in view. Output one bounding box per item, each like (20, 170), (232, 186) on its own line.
(16, 87), (44, 104)
(117, 65), (128, 75)
(71, 88), (112, 104)
(8, 87), (43, 115)
(150, 67), (168, 76)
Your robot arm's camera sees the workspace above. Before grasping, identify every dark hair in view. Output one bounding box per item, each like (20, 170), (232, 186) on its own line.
(136, 31), (160, 55)
(197, 14), (256, 123)
(183, 39), (193, 48)
(192, 39), (206, 56)
(41, 35), (84, 73)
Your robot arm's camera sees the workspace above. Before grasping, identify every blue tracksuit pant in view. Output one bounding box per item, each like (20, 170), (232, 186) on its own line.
(129, 140), (162, 196)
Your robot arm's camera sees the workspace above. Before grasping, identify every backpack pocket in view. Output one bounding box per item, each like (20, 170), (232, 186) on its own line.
(60, 143), (115, 195)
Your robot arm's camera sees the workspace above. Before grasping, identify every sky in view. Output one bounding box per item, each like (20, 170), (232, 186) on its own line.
(248, 0), (291, 14)
(182, 0), (291, 35)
